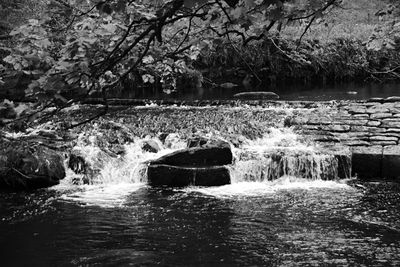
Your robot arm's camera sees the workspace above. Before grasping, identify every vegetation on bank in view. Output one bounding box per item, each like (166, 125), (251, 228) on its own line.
(201, 36), (400, 88)
(200, 0), (400, 87)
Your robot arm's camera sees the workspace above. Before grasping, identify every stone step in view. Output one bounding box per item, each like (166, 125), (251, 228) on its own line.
(150, 146), (233, 167)
(351, 145), (400, 180)
(147, 164), (231, 187)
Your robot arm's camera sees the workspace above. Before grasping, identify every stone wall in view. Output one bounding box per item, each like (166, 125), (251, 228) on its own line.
(289, 96), (400, 180)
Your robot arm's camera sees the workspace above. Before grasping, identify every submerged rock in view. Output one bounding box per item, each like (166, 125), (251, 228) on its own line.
(148, 164), (230, 187)
(0, 141), (65, 190)
(68, 147), (111, 185)
(234, 91), (279, 100)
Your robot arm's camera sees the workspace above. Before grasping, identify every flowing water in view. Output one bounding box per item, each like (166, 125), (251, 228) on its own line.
(1, 128), (400, 266)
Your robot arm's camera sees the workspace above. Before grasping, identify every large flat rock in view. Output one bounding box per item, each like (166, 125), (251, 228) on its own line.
(147, 164), (231, 187)
(150, 146), (233, 167)
(0, 142), (65, 191)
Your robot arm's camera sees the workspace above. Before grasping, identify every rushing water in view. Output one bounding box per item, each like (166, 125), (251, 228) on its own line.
(1, 129), (400, 266)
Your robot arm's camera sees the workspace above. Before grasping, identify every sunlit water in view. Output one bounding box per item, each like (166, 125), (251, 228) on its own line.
(1, 129), (400, 266)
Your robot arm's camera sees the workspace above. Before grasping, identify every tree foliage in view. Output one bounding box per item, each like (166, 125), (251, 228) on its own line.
(1, 0), (381, 104)
(367, 1), (400, 51)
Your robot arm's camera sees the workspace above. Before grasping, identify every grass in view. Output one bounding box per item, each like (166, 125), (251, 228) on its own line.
(279, 0), (390, 43)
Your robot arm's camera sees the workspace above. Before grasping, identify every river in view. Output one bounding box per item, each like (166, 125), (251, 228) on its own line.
(0, 180), (399, 266)
(1, 125), (400, 266)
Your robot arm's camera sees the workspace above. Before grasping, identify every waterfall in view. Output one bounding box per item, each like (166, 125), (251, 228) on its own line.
(63, 127), (351, 187)
(57, 127), (352, 206)
(230, 128), (351, 183)
(62, 138), (186, 186)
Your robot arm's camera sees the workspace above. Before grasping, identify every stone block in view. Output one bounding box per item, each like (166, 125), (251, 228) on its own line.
(321, 125), (351, 132)
(351, 146), (383, 179)
(382, 146), (400, 180)
(353, 114), (370, 119)
(386, 128), (400, 133)
(351, 126), (385, 133)
(348, 107), (366, 114)
(384, 96), (400, 103)
(314, 135), (340, 142)
(367, 98), (384, 103)
(381, 119), (400, 128)
(335, 120), (368, 126)
(370, 141), (397, 146)
(369, 136), (398, 142)
(366, 108), (390, 114)
(147, 164), (231, 187)
(342, 140), (371, 146)
(367, 120), (381, 127)
(302, 125), (321, 131)
(370, 113), (393, 119)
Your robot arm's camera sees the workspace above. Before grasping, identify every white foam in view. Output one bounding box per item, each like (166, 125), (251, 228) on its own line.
(181, 177), (353, 199)
(59, 183), (146, 208)
(240, 127), (313, 152)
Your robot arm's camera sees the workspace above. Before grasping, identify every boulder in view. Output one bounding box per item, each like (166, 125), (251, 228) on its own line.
(148, 137), (233, 187)
(68, 153), (88, 174)
(0, 142), (65, 190)
(234, 91), (279, 100)
(150, 146), (233, 167)
(147, 164), (230, 187)
(0, 100), (17, 119)
(141, 139), (161, 153)
(163, 133), (184, 149)
(186, 136), (230, 149)
(0, 71), (30, 100)
(68, 147), (111, 185)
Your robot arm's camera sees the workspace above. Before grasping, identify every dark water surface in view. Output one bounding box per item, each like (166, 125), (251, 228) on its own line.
(124, 82), (400, 101)
(0, 180), (400, 266)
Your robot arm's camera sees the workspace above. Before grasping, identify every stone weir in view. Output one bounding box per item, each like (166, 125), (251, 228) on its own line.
(84, 96), (400, 181)
(285, 96), (400, 180)
(3, 97), (400, 191)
